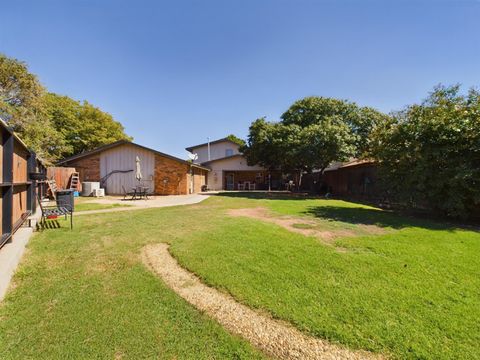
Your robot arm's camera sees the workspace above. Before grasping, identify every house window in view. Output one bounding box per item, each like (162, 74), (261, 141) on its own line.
(225, 148), (234, 157)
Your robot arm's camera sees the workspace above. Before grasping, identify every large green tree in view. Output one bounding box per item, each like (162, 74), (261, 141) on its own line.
(0, 53), (132, 162)
(372, 85), (480, 218)
(242, 118), (297, 171)
(0, 54), (65, 162)
(281, 96), (388, 157)
(0, 54), (43, 121)
(242, 97), (385, 187)
(225, 133), (246, 147)
(44, 93), (132, 158)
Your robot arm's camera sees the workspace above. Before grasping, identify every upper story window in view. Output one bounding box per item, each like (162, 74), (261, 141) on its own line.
(225, 148), (234, 157)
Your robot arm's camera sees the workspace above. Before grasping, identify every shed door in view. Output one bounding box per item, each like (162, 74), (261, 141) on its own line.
(100, 145), (155, 195)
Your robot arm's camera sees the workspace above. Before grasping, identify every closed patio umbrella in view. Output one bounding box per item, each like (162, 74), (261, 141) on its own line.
(135, 156), (142, 182)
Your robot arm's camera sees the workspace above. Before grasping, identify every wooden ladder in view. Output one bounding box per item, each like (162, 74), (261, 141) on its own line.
(47, 180), (58, 200)
(69, 172), (80, 190)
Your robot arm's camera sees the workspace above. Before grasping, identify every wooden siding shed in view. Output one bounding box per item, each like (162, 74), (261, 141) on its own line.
(57, 141), (209, 196)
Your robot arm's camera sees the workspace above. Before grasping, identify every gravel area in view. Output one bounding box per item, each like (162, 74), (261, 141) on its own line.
(142, 243), (384, 360)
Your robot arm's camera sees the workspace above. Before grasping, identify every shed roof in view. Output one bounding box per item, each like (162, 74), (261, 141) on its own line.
(57, 140), (210, 171)
(324, 159), (375, 172)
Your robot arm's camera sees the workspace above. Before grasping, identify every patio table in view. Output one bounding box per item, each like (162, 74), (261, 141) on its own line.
(131, 186), (150, 200)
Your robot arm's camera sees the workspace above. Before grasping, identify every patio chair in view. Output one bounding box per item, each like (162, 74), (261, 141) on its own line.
(238, 182), (245, 191)
(37, 194), (73, 229)
(135, 185), (150, 200)
(122, 185), (137, 200)
(249, 182), (256, 191)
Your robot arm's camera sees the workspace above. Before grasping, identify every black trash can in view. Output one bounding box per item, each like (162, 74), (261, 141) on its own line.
(56, 190), (75, 212)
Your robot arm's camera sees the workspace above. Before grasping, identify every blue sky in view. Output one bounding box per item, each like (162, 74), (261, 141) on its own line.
(1, 0), (479, 158)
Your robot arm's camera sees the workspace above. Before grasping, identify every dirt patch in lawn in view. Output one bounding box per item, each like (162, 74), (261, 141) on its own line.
(227, 207), (380, 246)
(142, 243), (383, 360)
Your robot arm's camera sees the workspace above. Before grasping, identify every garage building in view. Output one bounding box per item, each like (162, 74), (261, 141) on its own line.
(57, 141), (208, 195)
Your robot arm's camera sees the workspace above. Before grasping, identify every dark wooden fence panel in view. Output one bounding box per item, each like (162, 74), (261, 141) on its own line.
(0, 119), (45, 249)
(46, 167), (79, 191)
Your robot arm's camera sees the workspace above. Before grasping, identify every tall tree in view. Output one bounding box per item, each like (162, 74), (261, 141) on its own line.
(281, 96), (388, 157)
(44, 93), (132, 158)
(243, 97), (384, 187)
(0, 54), (43, 121)
(0, 54), (64, 162)
(0, 53), (132, 162)
(225, 133), (246, 147)
(242, 118), (290, 170)
(372, 85), (480, 218)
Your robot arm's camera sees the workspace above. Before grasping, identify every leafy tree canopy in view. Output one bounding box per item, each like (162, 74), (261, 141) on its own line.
(44, 93), (131, 159)
(241, 118), (293, 170)
(0, 54), (131, 163)
(242, 97), (387, 186)
(372, 84), (480, 218)
(281, 96), (388, 157)
(0, 54), (66, 162)
(225, 134), (246, 147)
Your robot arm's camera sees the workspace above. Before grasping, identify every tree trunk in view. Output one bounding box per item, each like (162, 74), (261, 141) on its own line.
(297, 171), (303, 191)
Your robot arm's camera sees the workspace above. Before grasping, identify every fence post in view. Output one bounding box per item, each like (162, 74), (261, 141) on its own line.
(27, 152), (37, 214)
(2, 132), (14, 245)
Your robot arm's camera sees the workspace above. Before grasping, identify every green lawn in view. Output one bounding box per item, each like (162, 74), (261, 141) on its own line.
(1, 193), (479, 359)
(74, 202), (132, 212)
(74, 197), (133, 212)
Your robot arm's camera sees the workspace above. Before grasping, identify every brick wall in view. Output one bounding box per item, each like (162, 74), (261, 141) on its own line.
(64, 155), (101, 183)
(154, 154), (189, 195)
(63, 152), (203, 196)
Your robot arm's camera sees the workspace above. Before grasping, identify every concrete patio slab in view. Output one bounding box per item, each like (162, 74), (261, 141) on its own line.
(75, 194), (210, 215)
(0, 212), (40, 301)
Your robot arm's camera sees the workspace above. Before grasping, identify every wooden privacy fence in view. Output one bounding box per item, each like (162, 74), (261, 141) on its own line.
(0, 119), (46, 249)
(301, 160), (380, 200)
(47, 167), (81, 192)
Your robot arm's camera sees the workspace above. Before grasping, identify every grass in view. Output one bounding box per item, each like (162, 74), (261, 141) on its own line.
(74, 202), (132, 212)
(1, 193), (479, 359)
(74, 197), (133, 212)
(0, 204), (264, 359)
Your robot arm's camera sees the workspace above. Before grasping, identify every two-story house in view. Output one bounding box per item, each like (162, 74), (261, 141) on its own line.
(186, 137), (272, 191)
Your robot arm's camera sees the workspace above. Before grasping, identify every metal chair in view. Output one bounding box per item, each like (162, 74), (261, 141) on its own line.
(122, 185), (137, 200)
(37, 195), (73, 229)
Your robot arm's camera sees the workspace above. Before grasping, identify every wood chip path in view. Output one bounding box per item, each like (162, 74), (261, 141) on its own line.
(142, 243), (384, 360)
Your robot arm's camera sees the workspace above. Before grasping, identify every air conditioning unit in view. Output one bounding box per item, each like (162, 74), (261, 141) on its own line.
(92, 188), (105, 197)
(82, 182), (100, 196)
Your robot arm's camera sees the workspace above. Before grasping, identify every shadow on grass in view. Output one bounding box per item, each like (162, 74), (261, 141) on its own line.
(37, 219), (62, 230)
(212, 191), (317, 201)
(303, 205), (453, 230)
(215, 191), (460, 231)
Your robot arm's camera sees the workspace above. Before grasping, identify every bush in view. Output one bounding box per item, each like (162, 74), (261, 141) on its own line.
(372, 85), (480, 219)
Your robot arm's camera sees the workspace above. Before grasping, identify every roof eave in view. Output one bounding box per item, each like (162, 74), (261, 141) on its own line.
(57, 140), (195, 167)
(200, 153), (244, 166)
(185, 138), (238, 152)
